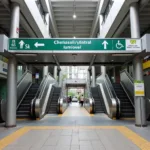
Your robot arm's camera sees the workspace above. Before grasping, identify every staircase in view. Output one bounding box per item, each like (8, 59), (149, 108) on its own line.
(91, 86), (105, 113)
(48, 87), (61, 114)
(17, 83), (40, 118)
(112, 83), (135, 118)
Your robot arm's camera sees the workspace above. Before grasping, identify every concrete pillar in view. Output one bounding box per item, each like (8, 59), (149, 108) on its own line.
(6, 57), (17, 127)
(43, 66), (49, 78)
(92, 66), (96, 87)
(54, 66), (57, 80)
(101, 66), (106, 75)
(130, 2), (147, 126)
(6, 3), (20, 127)
(10, 3), (20, 38)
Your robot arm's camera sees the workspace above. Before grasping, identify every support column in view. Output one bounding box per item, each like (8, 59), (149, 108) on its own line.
(10, 3), (20, 38)
(92, 66), (96, 87)
(130, 3), (147, 126)
(54, 66), (57, 80)
(6, 58), (17, 127)
(101, 66), (106, 75)
(6, 3), (20, 127)
(43, 66), (49, 78)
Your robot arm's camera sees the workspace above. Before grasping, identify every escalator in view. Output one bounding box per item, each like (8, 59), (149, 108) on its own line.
(17, 83), (40, 118)
(91, 87), (105, 113)
(48, 87), (61, 114)
(112, 83), (134, 118)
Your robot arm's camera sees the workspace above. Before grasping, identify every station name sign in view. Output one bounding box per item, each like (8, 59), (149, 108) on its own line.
(8, 38), (142, 53)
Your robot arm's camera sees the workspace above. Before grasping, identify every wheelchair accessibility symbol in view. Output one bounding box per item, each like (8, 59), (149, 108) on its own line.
(116, 40), (124, 49)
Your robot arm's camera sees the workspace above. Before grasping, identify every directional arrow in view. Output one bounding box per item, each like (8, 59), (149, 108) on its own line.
(19, 40), (25, 49)
(34, 42), (45, 48)
(102, 40), (108, 49)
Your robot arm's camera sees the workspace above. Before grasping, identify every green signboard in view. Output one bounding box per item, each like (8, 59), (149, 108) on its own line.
(8, 38), (142, 53)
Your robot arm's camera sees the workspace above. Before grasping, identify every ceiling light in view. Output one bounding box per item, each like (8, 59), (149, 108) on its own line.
(111, 54), (133, 57)
(73, 14), (76, 19)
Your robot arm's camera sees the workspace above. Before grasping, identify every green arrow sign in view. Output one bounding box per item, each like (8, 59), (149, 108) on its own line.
(8, 38), (141, 53)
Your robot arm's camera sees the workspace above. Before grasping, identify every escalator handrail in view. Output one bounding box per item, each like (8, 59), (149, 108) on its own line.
(30, 75), (49, 117)
(39, 83), (55, 117)
(33, 75), (57, 118)
(105, 74), (118, 99)
(58, 89), (69, 114)
(104, 74), (120, 118)
(87, 81), (95, 113)
(17, 70), (32, 86)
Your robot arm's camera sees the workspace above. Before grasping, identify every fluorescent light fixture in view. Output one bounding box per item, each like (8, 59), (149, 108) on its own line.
(15, 54), (38, 57)
(73, 14), (77, 19)
(112, 54), (133, 57)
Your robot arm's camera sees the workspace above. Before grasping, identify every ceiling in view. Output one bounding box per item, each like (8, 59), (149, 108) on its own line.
(50, 0), (99, 38)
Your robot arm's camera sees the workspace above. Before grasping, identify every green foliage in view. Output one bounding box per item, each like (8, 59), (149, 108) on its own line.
(68, 91), (75, 97)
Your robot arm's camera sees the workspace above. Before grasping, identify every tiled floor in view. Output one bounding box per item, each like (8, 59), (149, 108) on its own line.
(0, 103), (150, 150)
(0, 127), (142, 150)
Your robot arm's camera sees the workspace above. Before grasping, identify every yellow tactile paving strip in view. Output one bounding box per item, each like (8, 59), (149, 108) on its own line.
(0, 126), (150, 150)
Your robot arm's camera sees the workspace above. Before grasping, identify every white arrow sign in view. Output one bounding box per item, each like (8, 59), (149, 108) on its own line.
(102, 40), (108, 49)
(19, 40), (25, 49)
(34, 42), (45, 48)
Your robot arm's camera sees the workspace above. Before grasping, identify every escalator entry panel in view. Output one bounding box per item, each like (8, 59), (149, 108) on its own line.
(91, 86), (105, 113)
(113, 83), (135, 118)
(17, 83), (40, 118)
